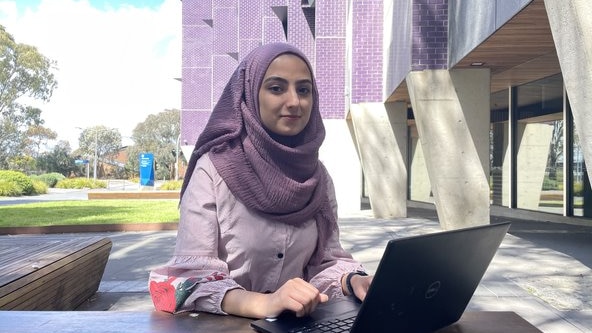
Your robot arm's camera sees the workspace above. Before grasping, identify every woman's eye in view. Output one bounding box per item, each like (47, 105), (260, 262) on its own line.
(268, 85), (283, 93)
(297, 86), (311, 96)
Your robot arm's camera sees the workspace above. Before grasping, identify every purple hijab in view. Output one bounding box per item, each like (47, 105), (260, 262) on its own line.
(180, 43), (336, 265)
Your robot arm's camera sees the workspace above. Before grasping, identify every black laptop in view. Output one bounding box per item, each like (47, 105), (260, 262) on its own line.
(251, 222), (511, 333)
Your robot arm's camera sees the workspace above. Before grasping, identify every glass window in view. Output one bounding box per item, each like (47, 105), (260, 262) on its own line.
(490, 89), (509, 206)
(573, 125), (591, 217)
(515, 74), (564, 214)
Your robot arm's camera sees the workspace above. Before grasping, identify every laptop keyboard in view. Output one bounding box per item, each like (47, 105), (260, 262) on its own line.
(287, 315), (356, 333)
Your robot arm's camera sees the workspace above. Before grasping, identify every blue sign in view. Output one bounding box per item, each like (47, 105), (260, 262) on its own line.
(139, 153), (155, 186)
(74, 159), (89, 165)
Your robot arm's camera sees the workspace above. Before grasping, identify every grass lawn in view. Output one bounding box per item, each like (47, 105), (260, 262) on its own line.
(0, 200), (180, 227)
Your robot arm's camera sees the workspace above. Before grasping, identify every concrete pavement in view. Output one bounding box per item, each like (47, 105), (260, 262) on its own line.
(0, 188), (89, 206)
(70, 206), (592, 333)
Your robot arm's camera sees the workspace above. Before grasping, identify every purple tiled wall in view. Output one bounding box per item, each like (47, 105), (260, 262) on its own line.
(316, 38), (346, 119)
(181, 0), (215, 146)
(181, 0), (348, 145)
(351, 0), (383, 104)
(315, 0), (346, 119)
(213, 7), (238, 54)
(412, 0), (448, 71)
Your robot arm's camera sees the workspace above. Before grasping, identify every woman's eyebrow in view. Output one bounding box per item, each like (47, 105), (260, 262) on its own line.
(262, 76), (287, 84)
(262, 76), (312, 85)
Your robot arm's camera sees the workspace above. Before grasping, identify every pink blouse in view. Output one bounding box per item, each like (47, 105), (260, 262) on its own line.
(148, 153), (364, 314)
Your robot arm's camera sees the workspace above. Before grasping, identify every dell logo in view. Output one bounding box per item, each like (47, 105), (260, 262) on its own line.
(425, 281), (441, 299)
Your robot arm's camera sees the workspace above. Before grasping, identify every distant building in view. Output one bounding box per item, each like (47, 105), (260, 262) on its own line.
(101, 146), (129, 179)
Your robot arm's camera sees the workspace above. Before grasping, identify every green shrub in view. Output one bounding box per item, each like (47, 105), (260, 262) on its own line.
(31, 173), (66, 188)
(573, 182), (584, 196)
(0, 179), (23, 196)
(542, 177), (558, 190)
(32, 179), (48, 194)
(159, 180), (183, 190)
(56, 178), (107, 189)
(0, 170), (34, 195)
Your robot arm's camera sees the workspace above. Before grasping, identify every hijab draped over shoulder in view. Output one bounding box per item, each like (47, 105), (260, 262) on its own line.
(180, 43), (336, 265)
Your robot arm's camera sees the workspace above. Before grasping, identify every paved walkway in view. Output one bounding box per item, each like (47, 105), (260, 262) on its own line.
(71, 206), (592, 333)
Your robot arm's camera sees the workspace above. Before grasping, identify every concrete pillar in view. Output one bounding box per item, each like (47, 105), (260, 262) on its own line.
(406, 69), (490, 229)
(320, 119), (363, 217)
(516, 123), (554, 210)
(409, 126), (432, 202)
(349, 102), (407, 218)
(544, 0), (592, 186)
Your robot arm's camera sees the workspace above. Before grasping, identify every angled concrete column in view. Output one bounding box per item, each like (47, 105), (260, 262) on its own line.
(350, 102), (407, 218)
(545, 0), (592, 185)
(409, 126), (432, 202)
(320, 119), (362, 216)
(407, 69), (490, 229)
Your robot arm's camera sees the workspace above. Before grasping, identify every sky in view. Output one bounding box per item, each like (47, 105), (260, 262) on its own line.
(0, 0), (181, 149)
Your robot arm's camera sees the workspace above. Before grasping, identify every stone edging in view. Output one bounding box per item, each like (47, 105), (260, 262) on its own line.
(0, 222), (179, 235)
(87, 191), (180, 200)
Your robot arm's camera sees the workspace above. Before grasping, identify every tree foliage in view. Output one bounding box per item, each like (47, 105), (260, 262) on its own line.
(0, 25), (57, 168)
(36, 140), (79, 177)
(127, 109), (180, 180)
(77, 125), (122, 165)
(24, 124), (58, 157)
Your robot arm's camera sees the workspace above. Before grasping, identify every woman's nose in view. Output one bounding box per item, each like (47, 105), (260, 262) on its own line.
(286, 87), (300, 107)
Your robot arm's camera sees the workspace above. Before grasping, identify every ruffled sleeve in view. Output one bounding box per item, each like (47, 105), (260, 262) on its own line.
(149, 256), (242, 314)
(148, 154), (243, 314)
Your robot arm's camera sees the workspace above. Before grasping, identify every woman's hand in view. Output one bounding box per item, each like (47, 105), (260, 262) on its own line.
(265, 278), (329, 318)
(341, 273), (373, 301)
(349, 274), (373, 301)
(221, 278), (328, 319)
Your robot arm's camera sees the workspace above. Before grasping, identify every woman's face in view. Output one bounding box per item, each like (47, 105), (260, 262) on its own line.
(258, 54), (313, 137)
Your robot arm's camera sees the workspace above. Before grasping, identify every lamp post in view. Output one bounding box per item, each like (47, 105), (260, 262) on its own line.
(93, 129), (98, 180)
(175, 133), (180, 181)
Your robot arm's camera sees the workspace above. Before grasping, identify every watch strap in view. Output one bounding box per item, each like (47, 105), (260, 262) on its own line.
(346, 271), (368, 296)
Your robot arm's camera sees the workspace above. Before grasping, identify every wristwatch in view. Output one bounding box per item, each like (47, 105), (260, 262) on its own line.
(346, 271), (368, 296)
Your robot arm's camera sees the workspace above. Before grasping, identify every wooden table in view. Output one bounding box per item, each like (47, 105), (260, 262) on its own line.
(0, 235), (112, 310)
(0, 310), (542, 332)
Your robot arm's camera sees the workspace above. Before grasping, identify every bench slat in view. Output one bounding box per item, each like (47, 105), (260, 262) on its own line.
(0, 240), (98, 282)
(3, 245), (109, 310)
(0, 237), (107, 286)
(0, 236), (112, 310)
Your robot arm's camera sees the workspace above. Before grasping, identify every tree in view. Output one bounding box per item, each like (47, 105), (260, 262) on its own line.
(7, 155), (36, 174)
(24, 124), (58, 157)
(36, 140), (78, 177)
(0, 105), (47, 169)
(77, 126), (122, 178)
(127, 109), (180, 180)
(546, 120), (563, 180)
(0, 25), (57, 168)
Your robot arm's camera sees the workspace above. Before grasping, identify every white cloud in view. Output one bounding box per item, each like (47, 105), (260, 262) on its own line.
(0, 0), (181, 148)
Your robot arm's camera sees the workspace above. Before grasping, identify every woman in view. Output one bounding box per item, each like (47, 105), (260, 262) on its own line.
(149, 42), (372, 319)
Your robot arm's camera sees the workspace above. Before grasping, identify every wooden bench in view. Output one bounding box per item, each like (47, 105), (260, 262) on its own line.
(0, 235), (112, 310)
(87, 191), (179, 200)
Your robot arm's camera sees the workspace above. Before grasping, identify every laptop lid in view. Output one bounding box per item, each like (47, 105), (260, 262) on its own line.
(252, 222), (511, 333)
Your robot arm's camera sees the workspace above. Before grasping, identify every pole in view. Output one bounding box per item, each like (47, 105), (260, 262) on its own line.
(93, 129), (98, 180)
(175, 134), (180, 181)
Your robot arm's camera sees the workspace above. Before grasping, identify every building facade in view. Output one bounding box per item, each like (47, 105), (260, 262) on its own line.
(180, 0), (592, 227)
